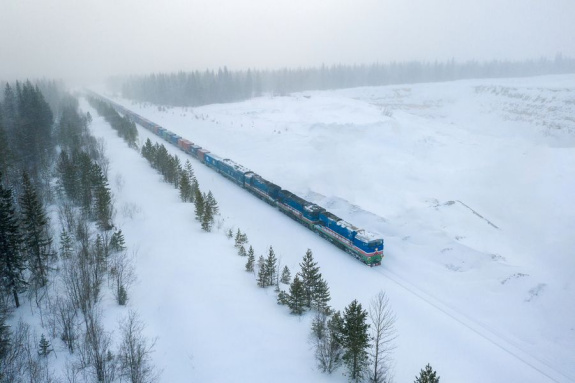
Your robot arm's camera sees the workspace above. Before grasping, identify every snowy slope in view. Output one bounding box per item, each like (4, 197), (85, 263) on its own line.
(89, 75), (575, 382)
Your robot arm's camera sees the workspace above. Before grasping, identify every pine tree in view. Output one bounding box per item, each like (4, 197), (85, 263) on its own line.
(179, 171), (192, 202)
(109, 229), (126, 253)
(205, 191), (219, 216)
(226, 228), (233, 239)
(91, 163), (113, 231)
(277, 290), (288, 305)
(194, 188), (204, 221)
(0, 175), (26, 307)
(287, 274), (306, 315)
(341, 300), (371, 382)
(256, 256), (267, 288)
(245, 253), (255, 273)
(280, 265), (291, 285)
(19, 172), (54, 289)
(201, 193), (213, 232)
(415, 364), (440, 383)
(247, 245), (254, 259)
(234, 229), (248, 249)
(265, 246), (278, 287)
(238, 245), (247, 257)
(38, 333), (52, 357)
(141, 138), (154, 162)
(300, 249), (321, 308)
(311, 277), (331, 314)
(0, 113), (11, 176)
(59, 229), (74, 259)
(184, 159), (195, 181)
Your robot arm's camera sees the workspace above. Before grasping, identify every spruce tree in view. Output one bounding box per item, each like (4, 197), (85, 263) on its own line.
(201, 193), (213, 232)
(287, 274), (306, 315)
(109, 229), (126, 253)
(234, 229), (248, 249)
(300, 249), (321, 308)
(91, 163), (113, 231)
(0, 175), (26, 307)
(19, 172), (54, 289)
(256, 256), (267, 288)
(59, 229), (74, 259)
(311, 277), (331, 314)
(280, 265), (291, 285)
(277, 290), (288, 305)
(245, 253), (255, 273)
(247, 245), (254, 259)
(179, 171), (192, 202)
(38, 333), (52, 357)
(238, 245), (247, 257)
(194, 188), (204, 221)
(205, 191), (219, 216)
(415, 364), (440, 383)
(0, 113), (11, 176)
(265, 246), (278, 287)
(341, 300), (371, 382)
(184, 159), (195, 181)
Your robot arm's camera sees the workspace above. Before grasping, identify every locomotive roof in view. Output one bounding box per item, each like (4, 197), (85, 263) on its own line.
(281, 190), (323, 212)
(249, 173), (280, 189)
(222, 158), (251, 174)
(355, 230), (382, 243)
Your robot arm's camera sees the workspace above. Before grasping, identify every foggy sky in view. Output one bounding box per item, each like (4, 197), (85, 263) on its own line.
(1, 0), (574, 84)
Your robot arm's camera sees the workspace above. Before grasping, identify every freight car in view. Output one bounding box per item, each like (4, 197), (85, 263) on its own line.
(86, 91), (384, 266)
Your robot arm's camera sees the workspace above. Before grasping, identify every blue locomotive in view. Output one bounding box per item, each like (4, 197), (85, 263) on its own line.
(88, 92), (384, 266)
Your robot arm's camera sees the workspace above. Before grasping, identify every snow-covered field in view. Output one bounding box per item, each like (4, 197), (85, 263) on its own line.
(87, 75), (574, 382)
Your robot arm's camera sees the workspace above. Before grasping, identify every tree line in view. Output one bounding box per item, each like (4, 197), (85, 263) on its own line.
(113, 55), (575, 107)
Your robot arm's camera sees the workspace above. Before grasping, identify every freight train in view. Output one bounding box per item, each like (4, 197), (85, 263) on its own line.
(87, 92), (384, 266)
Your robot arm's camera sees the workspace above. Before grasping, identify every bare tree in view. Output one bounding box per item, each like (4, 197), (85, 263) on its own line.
(0, 320), (28, 383)
(310, 311), (343, 374)
(78, 308), (116, 383)
(48, 294), (79, 353)
(110, 249), (136, 306)
(0, 320), (57, 383)
(368, 291), (397, 383)
(118, 311), (159, 383)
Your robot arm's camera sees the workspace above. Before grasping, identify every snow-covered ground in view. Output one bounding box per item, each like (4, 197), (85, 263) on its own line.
(87, 75), (574, 382)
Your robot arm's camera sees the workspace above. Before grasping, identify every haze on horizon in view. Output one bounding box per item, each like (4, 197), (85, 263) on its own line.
(1, 0), (574, 85)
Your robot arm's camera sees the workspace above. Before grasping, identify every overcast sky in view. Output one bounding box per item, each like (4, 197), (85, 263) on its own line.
(1, 0), (574, 84)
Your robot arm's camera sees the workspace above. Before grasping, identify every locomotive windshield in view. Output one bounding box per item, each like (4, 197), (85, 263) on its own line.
(368, 239), (383, 250)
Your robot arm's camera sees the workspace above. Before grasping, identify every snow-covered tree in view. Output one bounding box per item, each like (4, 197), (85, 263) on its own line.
(415, 364), (440, 383)
(245, 253), (255, 273)
(300, 249), (321, 308)
(280, 265), (291, 285)
(287, 274), (306, 315)
(341, 299), (371, 382)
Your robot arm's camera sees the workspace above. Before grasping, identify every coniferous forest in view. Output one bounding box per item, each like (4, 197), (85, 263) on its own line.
(114, 56), (575, 107)
(0, 82), (158, 382)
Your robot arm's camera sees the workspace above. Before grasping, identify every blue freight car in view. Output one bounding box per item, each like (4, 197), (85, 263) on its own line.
(204, 152), (222, 170)
(217, 159), (251, 186)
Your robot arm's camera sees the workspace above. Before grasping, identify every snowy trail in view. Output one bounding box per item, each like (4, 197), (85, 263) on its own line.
(376, 267), (573, 383)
